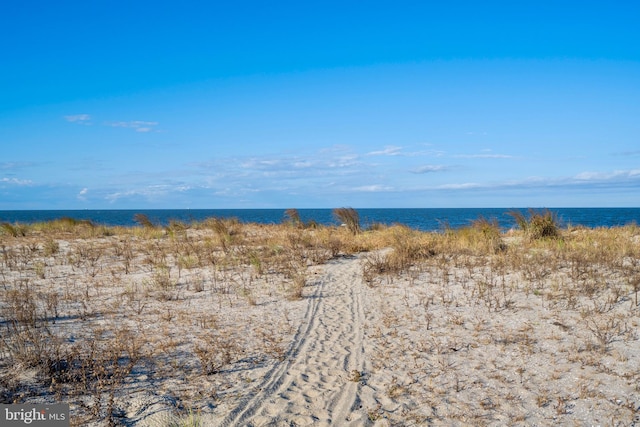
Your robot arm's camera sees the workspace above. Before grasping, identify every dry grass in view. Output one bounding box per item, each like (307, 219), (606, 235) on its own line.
(1, 213), (639, 425)
(0, 216), (376, 424)
(362, 222), (640, 425)
(508, 208), (562, 241)
(333, 207), (361, 235)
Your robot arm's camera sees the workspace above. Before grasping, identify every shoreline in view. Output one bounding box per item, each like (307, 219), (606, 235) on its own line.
(2, 207), (639, 231)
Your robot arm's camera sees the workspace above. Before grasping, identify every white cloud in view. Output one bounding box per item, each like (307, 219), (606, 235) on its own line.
(0, 162), (34, 170)
(327, 155), (360, 168)
(107, 120), (159, 132)
(1, 177), (33, 186)
(574, 171), (607, 181)
(421, 149), (447, 157)
(419, 168), (640, 193)
(241, 159), (282, 169)
(64, 114), (92, 124)
(65, 115), (161, 132)
(233, 150), (363, 175)
(367, 145), (403, 156)
(105, 184), (191, 202)
(293, 160), (312, 168)
(77, 188), (89, 200)
(572, 169), (640, 182)
(453, 153), (514, 159)
(411, 165), (449, 173)
(436, 182), (482, 190)
(614, 150), (640, 157)
(353, 184), (393, 192)
(367, 145), (446, 158)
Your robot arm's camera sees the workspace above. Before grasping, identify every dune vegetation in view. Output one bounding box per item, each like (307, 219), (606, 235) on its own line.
(1, 210), (638, 425)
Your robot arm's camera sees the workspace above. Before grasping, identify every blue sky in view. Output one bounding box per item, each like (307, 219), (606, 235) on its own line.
(1, 1), (639, 209)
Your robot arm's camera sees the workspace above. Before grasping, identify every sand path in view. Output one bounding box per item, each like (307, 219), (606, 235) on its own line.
(220, 254), (371, 426)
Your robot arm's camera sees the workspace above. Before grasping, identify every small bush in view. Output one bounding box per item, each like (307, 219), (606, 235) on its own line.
(134, 213), (156, 228)
(450, 216), (507, 253)
(43, 238), (60, 256)
(55, 217), (95, 231)
(284, 208), (302, 228)
(1, 222), (25, 237)
(333, 207), (361, 235)
(363, 226), (436, 282)
(194, 332), (239, 375)
(509, 209), (561, 241)
(205, 218), (242, 252)
(287, 273), (306, 300)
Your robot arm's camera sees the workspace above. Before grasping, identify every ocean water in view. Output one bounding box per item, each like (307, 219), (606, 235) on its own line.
(0, 208), (638, 232)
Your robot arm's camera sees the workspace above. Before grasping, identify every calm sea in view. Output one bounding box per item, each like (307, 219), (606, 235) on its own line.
(0, 208), (638, 232)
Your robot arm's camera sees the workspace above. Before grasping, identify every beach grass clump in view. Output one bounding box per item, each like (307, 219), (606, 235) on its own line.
(37, 217), (98, 235)
(333, 207), (361, 235)
(1, 218), (99, 238)
(363, 225), (436, 283)
(133, 213), (156, 229)
(167, 219), (190, 238)
(1, 222), (27, 237)
(287, 273), (307, 300)
(194, 331), (240, 375)
(509, 209), (562, 241)
(386, 226), (436, 269)
(201, 217), (243, 252)
(443, 216), (506, 254)
(166, 409), (204, 427)
(42, 238), (60, 256)
(284, 208), (303, 228)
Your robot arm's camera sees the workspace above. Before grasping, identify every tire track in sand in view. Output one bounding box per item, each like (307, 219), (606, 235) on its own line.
(220, 254), (368, 426)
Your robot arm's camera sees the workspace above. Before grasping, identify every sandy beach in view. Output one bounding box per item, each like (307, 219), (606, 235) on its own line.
(1, 218), (639, 426)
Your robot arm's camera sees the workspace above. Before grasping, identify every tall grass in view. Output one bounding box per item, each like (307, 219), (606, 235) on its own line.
(333, 207), (361, 235)
(1, 222), (25, 237)
(2, 213), (638, 424)
(133, 213), (156, 228)
(284, 208), (302, 228)
(508, 209), (561, 241)
(444, 216), (506, 254)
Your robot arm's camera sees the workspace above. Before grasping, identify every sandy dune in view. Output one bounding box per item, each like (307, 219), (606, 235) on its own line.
(220, 255), (368, 426)
(2, 223), (639, 426)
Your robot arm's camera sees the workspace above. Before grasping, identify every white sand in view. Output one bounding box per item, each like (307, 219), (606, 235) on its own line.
(1, 229), (639, 426)
(217, 255), (367, 426)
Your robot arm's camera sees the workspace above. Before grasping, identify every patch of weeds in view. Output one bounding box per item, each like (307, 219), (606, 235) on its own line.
(333, 207), (361, 235)
(287, 273), (306, 300)
(508, 209), (562, 241)
(367, 403), (384, 422)
(194, 332), (240, 375)
(348, 369), (363, 383)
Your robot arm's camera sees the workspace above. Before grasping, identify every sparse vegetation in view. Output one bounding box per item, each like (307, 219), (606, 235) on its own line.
(361, 220), (640, 425)
(0, 212), (638, 425)
(333, 207), (361, 235)
(284, 208), (302, 228)
(508, 208), (562, 241)
(133, 213), (156, 228)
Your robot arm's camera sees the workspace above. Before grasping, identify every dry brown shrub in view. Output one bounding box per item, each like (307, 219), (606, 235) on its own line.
(333, 207), (361, 235)
(363, 226), (436, 283)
